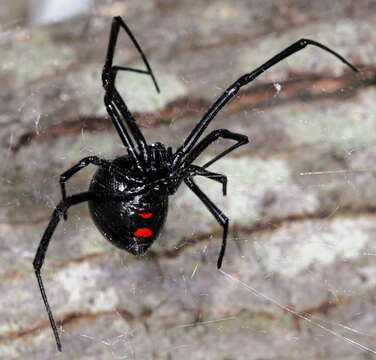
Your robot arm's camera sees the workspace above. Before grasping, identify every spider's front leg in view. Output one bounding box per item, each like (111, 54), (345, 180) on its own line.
(173, 39), (358, 166)
(102, 16), (160, 165)
(102, 16), (159, 97)
(59, 156), (109, 220)
(185, 176), (229, 269)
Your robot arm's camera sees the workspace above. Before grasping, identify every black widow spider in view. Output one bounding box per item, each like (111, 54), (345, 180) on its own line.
(33, 16), (359, 351)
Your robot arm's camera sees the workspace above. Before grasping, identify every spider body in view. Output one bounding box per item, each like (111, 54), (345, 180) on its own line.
(33, 16), (358, 352)
(88, 154), (169, 255)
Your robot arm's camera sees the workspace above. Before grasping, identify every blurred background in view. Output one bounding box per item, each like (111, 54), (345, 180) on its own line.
(1, 1), (376, 359)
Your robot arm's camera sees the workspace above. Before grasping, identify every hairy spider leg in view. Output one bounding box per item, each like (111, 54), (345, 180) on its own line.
(184, 129), (248, 169)
(173, 39), (359, 168)
(103, 16), (160, 167)
(33, 189), (153, 351)
(59, 156), (109, 220)
(185, 177), (228, 269)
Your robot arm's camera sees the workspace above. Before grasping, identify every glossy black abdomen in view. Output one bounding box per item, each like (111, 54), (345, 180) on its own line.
(88, 156), (168, 255)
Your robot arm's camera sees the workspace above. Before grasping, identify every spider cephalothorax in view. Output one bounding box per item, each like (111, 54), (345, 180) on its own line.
(33, 16), (358, 351)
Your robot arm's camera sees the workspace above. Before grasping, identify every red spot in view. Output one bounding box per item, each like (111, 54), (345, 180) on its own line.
(138, 212), (153, 219)
(134, 228), (153, 238)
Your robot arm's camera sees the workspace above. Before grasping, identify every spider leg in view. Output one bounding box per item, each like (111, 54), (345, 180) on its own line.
(59, 156), (109, 220)
(104, 99), (140, 167)
(189, 165), (227, 196)
(33, 192), (97, 352)
(185, 177), (228, 269)
(103, 16), (160, 165)
(184, 129), (248, 167)
(33, 188), (152, 351)
(102, 17), (159, 94)
(173, 39), (358, 167)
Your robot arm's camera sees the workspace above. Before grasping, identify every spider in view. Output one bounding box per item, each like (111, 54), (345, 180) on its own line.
(33, 16), (358, 351)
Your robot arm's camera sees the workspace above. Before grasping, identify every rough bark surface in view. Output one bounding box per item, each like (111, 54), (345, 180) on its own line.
(1, 1), (376, 359)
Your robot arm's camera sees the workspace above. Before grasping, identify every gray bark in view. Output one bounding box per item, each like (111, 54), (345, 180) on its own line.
(1, 1), (376, 359)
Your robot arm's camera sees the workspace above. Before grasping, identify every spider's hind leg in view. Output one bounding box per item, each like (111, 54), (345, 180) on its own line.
(33, 192), (97, 351)
(185, 177), (229, 269)
(33, 189), (146, 351)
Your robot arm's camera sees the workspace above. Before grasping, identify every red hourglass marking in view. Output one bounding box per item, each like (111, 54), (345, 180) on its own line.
(134, 228), (153, 237)
(138, 212), (153, 219)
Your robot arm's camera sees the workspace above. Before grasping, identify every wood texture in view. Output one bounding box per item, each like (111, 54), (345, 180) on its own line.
(1, 1), (376, 358)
